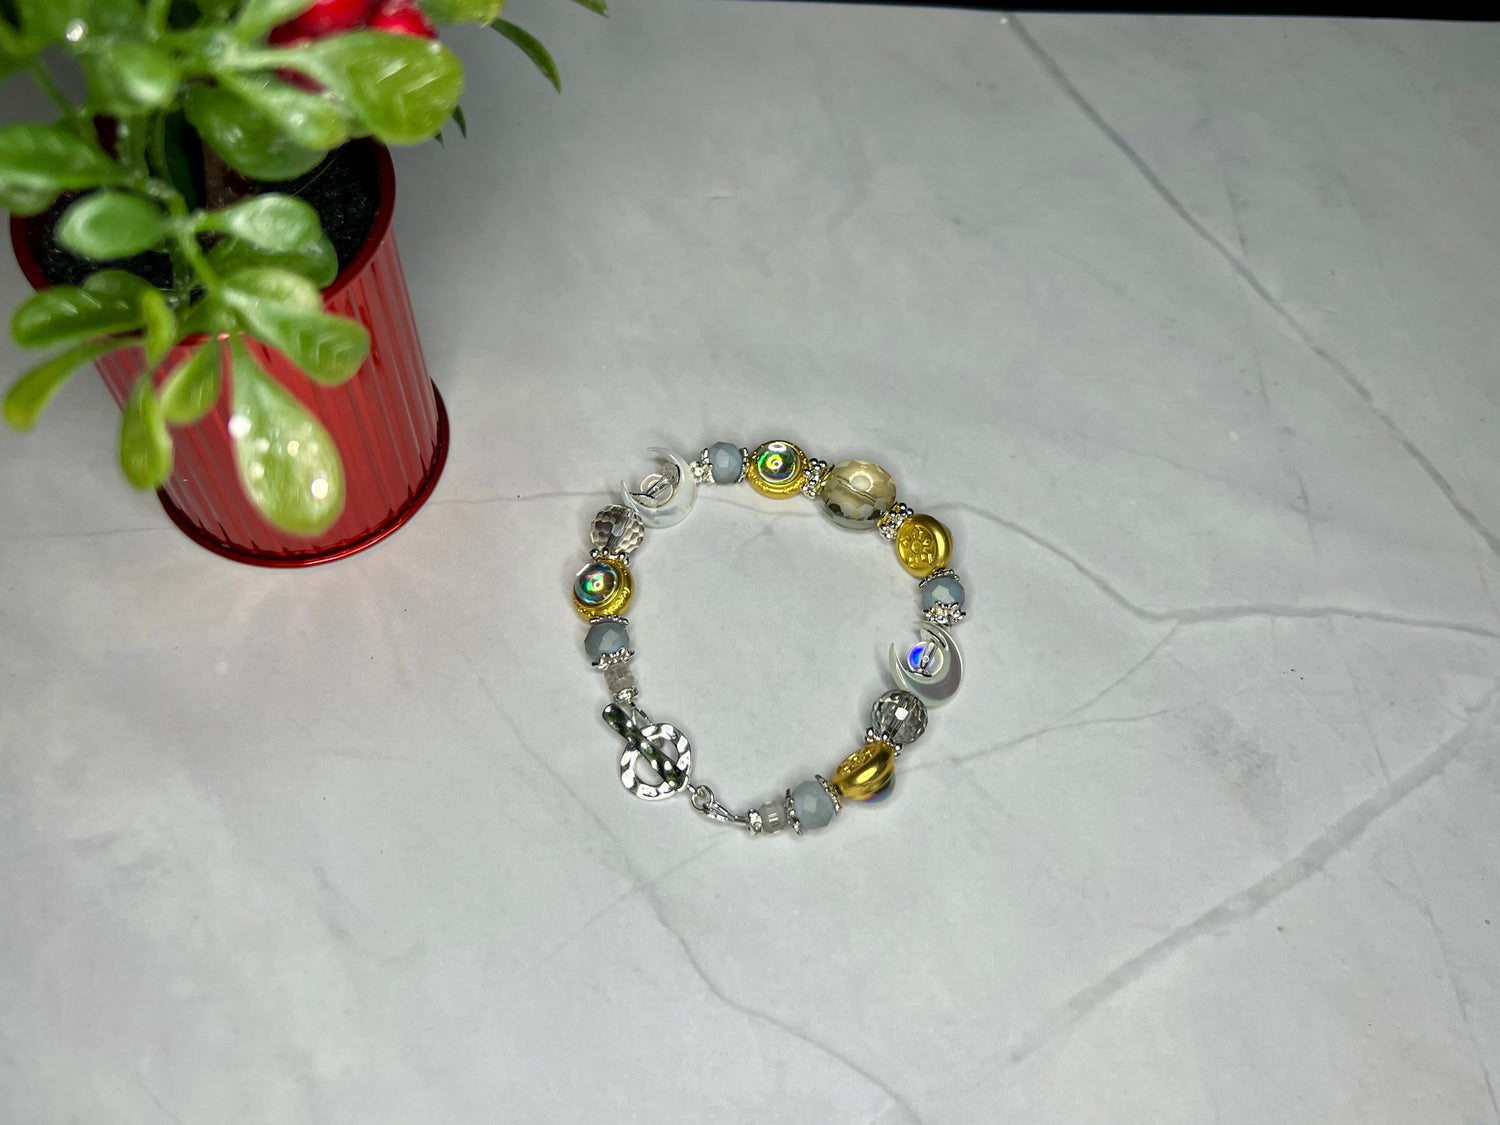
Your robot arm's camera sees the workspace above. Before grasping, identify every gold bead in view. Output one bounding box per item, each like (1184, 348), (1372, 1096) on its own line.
(572, 558), (634, 619)
(894, 513), (952, 578)
(830, 740), (897, 803)
(744, 440), (807, 499)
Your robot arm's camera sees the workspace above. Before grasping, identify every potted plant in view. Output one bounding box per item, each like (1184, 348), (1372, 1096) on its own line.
(0, 0), (602, 565)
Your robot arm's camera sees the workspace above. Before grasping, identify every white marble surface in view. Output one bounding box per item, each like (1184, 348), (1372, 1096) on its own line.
(3, 5), (1500, 1122)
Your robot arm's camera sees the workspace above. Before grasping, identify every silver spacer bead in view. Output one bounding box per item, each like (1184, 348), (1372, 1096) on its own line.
(923, 603), (967, 627)
(922, 566), (960, 583)
(816, 773), (842, 814)
(784, 788), (804, 835)
(878, 502), (914, 541)
(801, 458), (829, 498)
(593, 648), (635, 670)
(746, 807), (765, 835)
(690, 450), (714, 484)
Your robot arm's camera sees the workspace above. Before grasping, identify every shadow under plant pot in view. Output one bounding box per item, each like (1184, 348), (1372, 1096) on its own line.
(9, 140), (448, 567)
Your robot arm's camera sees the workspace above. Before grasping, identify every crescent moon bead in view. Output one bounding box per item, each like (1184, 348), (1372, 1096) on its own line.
(888, 622), (963, 707)
(622, 448), (698, 529)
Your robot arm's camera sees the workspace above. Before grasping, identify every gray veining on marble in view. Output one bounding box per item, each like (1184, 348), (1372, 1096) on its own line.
(2, 5), (1499, 1123)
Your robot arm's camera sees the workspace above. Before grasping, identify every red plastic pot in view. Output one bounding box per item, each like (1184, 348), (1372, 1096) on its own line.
(9, 142), (448, 567)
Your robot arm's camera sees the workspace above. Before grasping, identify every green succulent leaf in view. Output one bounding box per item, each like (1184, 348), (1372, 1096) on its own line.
(81, 41), (181, 112)
(223, 267), (367, 383)
(184, 84), (323, 181)
(0, 182), (57, 216)
(223, 264), (322, 312)
(290, 32), (464, 146)
(3, 338), (117, 430)
(227, 337), (345, 534)
(119, 373), (172, 488)
(140, 287), (176, 366)
(423, 0), (505, 23)
(55, 190), (168, 259)
(235, 0), (315, 39)
(207, 232), (338, 289)
(491, 21), (559, 93)
(159, 340), (222, 424)
(81, 268), (154, 302)
(218, 72), (350, 150)
(210, 193), (322, 253)
(13, 278), (146, 348)
(0, 124), (124, 194)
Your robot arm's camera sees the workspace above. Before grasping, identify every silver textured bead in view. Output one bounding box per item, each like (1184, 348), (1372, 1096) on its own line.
(878, 502), (914, 541)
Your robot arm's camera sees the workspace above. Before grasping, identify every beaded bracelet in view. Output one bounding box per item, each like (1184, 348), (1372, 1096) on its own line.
(571, 440), (967, 838)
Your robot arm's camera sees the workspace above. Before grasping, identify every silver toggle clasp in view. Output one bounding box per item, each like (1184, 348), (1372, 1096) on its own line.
(603, 703), (692, 801)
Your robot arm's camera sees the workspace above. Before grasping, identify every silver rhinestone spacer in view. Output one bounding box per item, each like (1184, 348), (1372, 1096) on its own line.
(924, 604), (967, 627)
(690, 450), (714, 484)
(746, 807), (765, 835)
(816, 773), (842, 815)
(784, 789), (804, 835)
(878, 502), (914, 541)
(801, 458), (829, 498)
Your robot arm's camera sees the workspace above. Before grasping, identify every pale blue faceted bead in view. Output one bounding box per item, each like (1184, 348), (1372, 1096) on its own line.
(792, 779), (836, 830)
(708, 442), (744, 484)
(920, 574), (965, 611)
(584, 619), (631, 662)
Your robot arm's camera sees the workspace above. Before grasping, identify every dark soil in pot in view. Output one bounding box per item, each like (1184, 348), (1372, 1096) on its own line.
(17, 140), (381, 290)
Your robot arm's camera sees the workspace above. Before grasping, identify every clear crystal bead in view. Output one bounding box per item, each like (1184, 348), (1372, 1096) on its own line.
(869, 689), (928, 747)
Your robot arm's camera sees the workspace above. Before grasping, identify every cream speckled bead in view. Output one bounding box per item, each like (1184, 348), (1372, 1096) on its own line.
(819, 459), (897, 530)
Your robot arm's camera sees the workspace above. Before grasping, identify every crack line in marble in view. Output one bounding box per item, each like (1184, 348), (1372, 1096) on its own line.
(636, 883), (925, 1125)
(1005, 14), (1500, 565)
(905, 626), (1180, 774)
(428, 489), (602, 508)
(991, 678), (1500, 1073)
(474, 673), (921, 1118)
(951, 501), (1500, 641)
